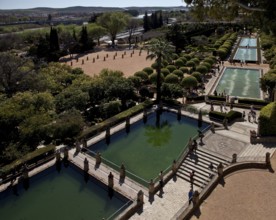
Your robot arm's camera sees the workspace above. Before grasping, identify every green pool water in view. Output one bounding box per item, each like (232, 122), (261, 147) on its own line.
(0, 165), (130, 220)
(89, 111), (209, 183)
(215, 67), (260, 98)
(234, 48), (257, 61)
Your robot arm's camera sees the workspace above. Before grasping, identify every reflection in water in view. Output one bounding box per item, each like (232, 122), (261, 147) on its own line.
(145, 119), (172, 148)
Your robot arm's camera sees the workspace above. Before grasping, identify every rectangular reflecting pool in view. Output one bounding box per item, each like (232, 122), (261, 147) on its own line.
(239, 38), (257, 47)
(88, 111), (209, 184)
(233, 48), (257, 62)
(0, 165), (130, 220)
(215, 67), (261, 98)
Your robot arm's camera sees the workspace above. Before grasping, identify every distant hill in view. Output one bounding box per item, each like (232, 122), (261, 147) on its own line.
(0, 6), (188, 15)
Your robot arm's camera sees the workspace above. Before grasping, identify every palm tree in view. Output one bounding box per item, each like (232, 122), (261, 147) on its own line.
(146, 38), (174, 105)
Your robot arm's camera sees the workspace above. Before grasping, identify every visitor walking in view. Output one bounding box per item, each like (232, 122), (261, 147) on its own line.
(188, 188), (194, 204)
(190, 171), (195, 186)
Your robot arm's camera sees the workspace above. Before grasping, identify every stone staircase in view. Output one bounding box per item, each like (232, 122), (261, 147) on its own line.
(177, 148), (231, 188)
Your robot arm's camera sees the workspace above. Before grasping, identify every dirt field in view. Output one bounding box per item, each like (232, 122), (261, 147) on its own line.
(191, 153), (276, 220)
(62, 49), (154, 77)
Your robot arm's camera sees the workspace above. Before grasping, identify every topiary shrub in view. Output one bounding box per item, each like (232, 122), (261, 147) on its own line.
(186, 60), (196, 68)
(181, 76), (198, 89)
(175, 59), (185, 68)
(179, 56), (187, 64)
(143, 67), (154, 75)
(172, 69), (184, 78)
(151, 62), (163, 70)
(258, 102), (276, 136)
(164, 73), (179, 84)
(179, 67), (189, 74)
(196, 65), (208, 75)
(149, 72), (164, 84)
(238, 98), (269, 106)
(161, 68), (170, 77)
(203, 57), (215, 66)
(134, 71), (149, 81)
(166, 65), (177, 73)
(191, 72), (202, 82)
(191, 58), (200, 65)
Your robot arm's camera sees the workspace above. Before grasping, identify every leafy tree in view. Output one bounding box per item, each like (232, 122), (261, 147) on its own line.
(161, 83), (183, 99)
(260, 70), (276, 100)
(0, 52), (33, 97)
(166, 23), (187, 53)
(181, 76), (198, 92)
(143, 11), (150, 32)
(88, 24), (107, 46)
(97, 12), (129, 47)
(146, 38), (174, 104)
(164, 73), (179, 84)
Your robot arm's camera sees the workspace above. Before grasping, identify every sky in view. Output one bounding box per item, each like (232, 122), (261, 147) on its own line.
(0, 0), (186, 10)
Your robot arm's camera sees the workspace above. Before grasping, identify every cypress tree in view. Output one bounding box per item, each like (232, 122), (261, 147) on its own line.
(49, 27), (59, 51)
(143, 11), (150, 32)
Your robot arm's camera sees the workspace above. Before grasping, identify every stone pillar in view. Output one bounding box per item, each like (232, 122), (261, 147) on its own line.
(172, 160), (177, 174)
(217, 162), (224, 177)
(64, 148), (69, 161)
(106, 126), (110, 144)
(211, 122), (215, 133)
(108, 172), (114, 189)
(55, 150), (61, 162)
(223, 118), (228, 129)
(22, 166), (29, 180)
(82, 59), (84, 65)
(96, 152), (102, 166)
(143, 108), (147, 124)
(125, 116), (130, 133)
(120, 163), (126, 180)
(86, 56), (89, 61)
(188, 137), (193, 152)
(93, 58), (95, 63)
(82, 139), (87, 148)
(232, 153), (237, 163)
(192, 190), (199, 206)
(122, 54), (124, 59)
(113, 55), (116, 60)
(148, 179), (154, 195)
(177, 107), (181, 121)
(210, 102), (214, 111)
(266, 152), (271, 167)
(75, 141), (81, 153)
(137, 190), (144, 206)
(84, 157), (89, 172)
(70, 61), (73, 66)
(106, 53), (109, 58)
(97, 54), (99, 59)
(104, 57), (106, 61)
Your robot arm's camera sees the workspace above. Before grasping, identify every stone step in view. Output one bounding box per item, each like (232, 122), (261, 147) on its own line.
(194, 149), (230, 165)
(177, 172), (207, 188)
(179, 162), (215, 179)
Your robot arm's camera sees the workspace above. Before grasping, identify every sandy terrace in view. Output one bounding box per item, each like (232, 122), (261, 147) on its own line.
(191, 153), (276, 220)
(61, 49), (154, 77)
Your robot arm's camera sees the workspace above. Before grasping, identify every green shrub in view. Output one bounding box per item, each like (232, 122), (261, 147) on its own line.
(161, 68), (170, 77)
(79, 100), (154, 140)
(179, 57), (187, 64)
(0, 145), (56, 177)
(134, 71), (149, 81)
(179, 67), (189, 74)
(149, 72), (164, 84)
(196, 65), (208, 74)
(191, 58), (200, 65)
(167, 65), (177, 73)
(208, 95), (226, 101)
(186, 60), (196, 68)
(175, 59), (185, 68)
(143, 67), (154, 75)
(259, 102), (276, 136)
(238, 98), (269, 106)
(165, 73), (179, 84)
(191, 72), (202, 82)
(172, 69), (184, 78)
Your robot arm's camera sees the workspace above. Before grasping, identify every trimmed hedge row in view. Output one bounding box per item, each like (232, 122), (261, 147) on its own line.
(79, 100), (154, 140)
(259, 102), (276, 136)
(208, 95), (226, 101)
(209, 110), (242, 122)
(238, 98), (269, 106)
(0, 145), (56, 177)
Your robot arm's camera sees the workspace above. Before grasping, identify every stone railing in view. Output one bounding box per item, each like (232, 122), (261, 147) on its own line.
(174, 154), (271, 220)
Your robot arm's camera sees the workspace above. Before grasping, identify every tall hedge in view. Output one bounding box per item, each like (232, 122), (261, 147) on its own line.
(259, 102), (276, 136)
